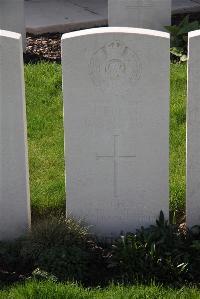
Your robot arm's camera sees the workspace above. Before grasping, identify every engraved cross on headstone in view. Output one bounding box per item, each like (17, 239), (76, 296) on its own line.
(96, 135), (136, 198)
(126, 0), (154, 26)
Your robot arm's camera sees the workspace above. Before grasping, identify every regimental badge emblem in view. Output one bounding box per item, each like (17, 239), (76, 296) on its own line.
(89, 40), (141, 94)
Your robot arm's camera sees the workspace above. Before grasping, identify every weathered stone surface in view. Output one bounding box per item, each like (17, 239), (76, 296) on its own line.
(0, 0), (26, 49)
(187, 30), (200, 227)
(62, 28), (170, 237)
(108, 0), (171, 31)
(0, 30), (30, 240)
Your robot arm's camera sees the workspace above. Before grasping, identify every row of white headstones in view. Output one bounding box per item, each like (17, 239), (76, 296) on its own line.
(1, 27), (200, 240)
(0, 0), (199, 240)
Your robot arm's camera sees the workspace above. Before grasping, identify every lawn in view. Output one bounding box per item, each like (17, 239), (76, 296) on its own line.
(25, 62), (65, 219)
(25, 62), (187, 220)
(0, 281), (199, 299)
(170, 63), (186, 219)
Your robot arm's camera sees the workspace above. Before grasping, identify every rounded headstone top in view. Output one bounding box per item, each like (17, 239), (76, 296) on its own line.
(62, 27), (170, 40)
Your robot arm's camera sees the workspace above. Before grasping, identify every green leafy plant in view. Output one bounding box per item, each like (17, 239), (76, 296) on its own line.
(108, 212), (200, 284)
(166, 16), (200, 62)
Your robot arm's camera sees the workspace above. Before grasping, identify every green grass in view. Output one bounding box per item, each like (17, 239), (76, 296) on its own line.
(25, 62), (187, 220)
(0, 281), (199, 299)
(25, 63), (65, 218)
(170, 63), (187, 218)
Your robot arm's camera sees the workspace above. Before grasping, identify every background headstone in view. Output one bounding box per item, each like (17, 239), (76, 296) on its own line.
(62, 28), (170, 237)
(0, 30), (30, 240)
(187, 30), (200, 227)
(108, 0), (171, 32)
(0, 0), (26, 50)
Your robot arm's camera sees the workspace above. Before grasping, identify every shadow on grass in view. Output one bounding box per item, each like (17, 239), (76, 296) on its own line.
(31, 203), (66, 224)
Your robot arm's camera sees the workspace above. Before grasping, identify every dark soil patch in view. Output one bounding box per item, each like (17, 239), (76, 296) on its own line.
(172, 12), (200, 25)
(24, 33), (62, 63)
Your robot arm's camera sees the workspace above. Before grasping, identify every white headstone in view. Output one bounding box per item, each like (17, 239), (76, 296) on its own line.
(187, 30), (200, 227)
(62, 27), (170, 237)
(108, 0), (171, 32)
(0, 30), (30, 240)
(0, 0), (26, 50)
